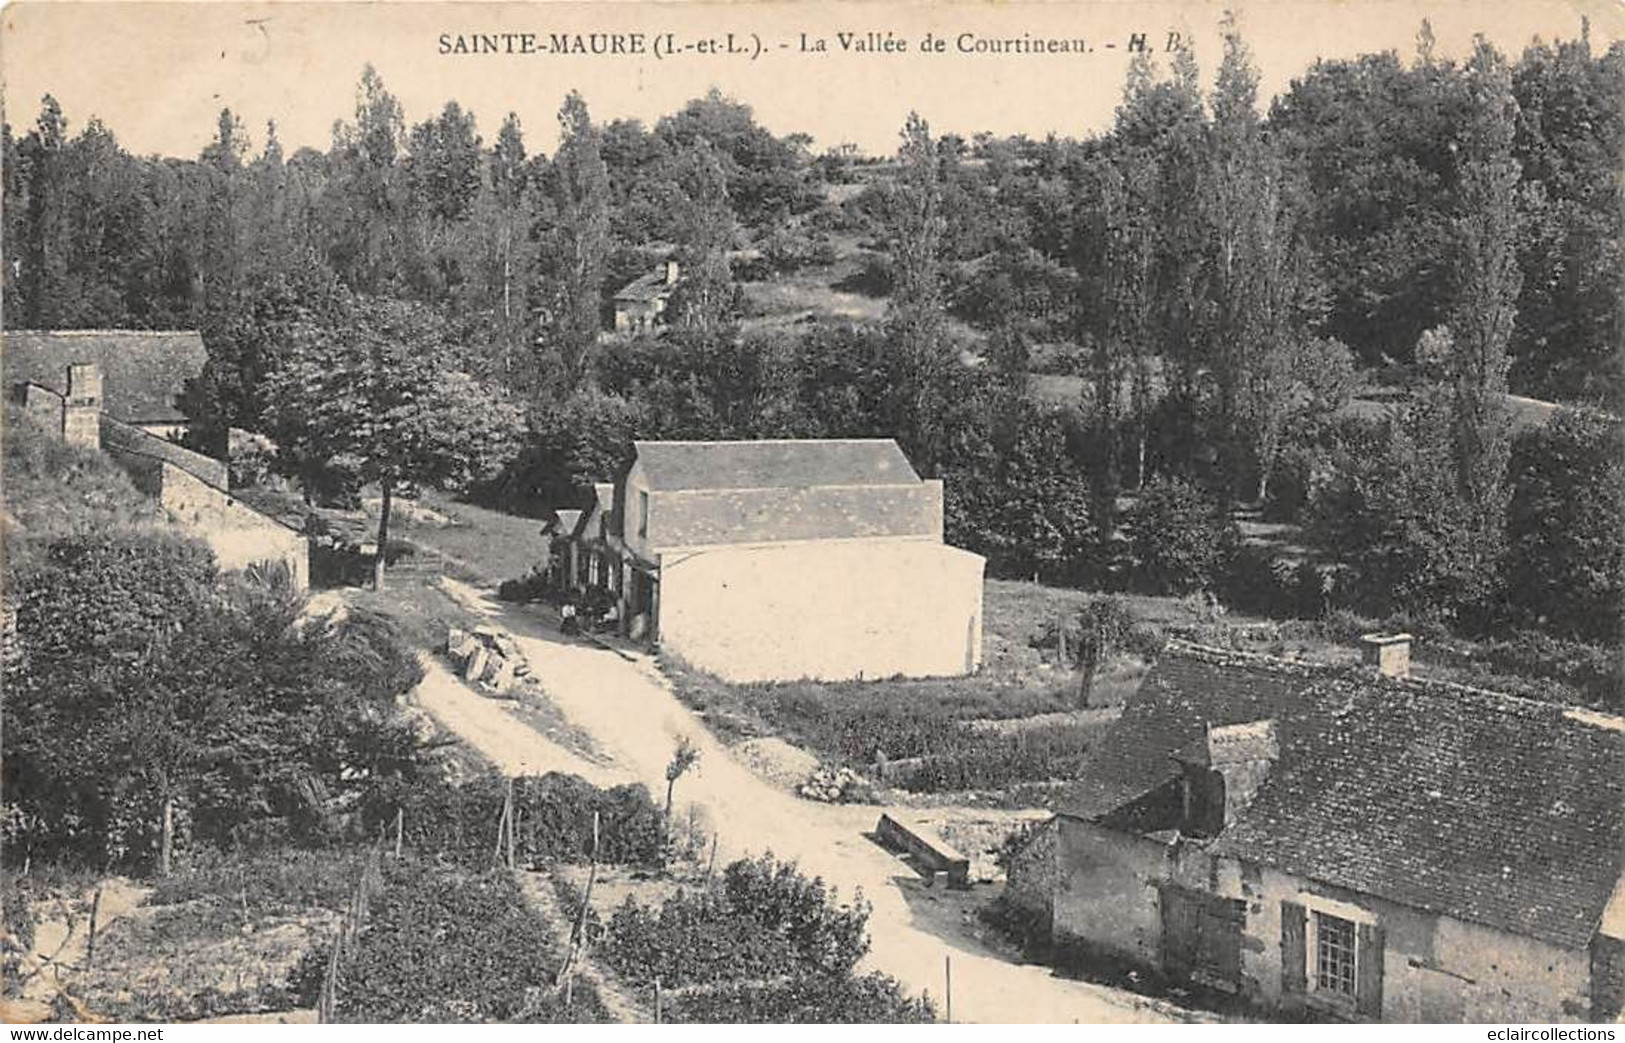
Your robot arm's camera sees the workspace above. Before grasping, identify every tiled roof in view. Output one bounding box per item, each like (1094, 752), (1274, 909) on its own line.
(1068, 643), (1625, 950)
(3, 330), (206, 424)
(634, 439), (921, 492)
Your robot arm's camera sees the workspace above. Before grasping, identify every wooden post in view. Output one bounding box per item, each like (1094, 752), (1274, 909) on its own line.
(1056, 617), (1068, 667)
(945, 955), (952, 1024)
(394, 808), (403, 859)
(506, 778), (517, 870)
(159, 797), (174, 877)
(84, 887), (102, 970)
(654, 977), (662, 1024)
(494, 782), (513, 867)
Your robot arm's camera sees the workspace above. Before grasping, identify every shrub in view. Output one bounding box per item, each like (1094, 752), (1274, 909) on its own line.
(665, 971), (934, 1023)
(600, 890), (802, 988)
(721, 854), (871, 975)
(497, 569), (551, 603)
(1129, 477), (1238, 596)
(327, 861), (608, 1023)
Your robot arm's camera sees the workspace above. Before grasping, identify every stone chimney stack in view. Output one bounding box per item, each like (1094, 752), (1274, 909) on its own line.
(664, 259), (680, 285)
(62, 363), (103, 449)
(1361, 633), (1413, 679)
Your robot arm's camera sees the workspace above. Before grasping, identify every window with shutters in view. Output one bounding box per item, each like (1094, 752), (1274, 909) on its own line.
(1314, 912), (1358, 998)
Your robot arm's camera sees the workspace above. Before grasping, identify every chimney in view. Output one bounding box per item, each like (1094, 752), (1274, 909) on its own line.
(1360, 632), (1413, 679)
(1172, 719), (1278, 837)
(62, 363), (103, 449)
(663, 259), (680, 285)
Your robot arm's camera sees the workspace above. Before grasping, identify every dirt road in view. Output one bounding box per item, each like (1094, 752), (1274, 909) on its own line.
(418, 579), (1188, 1024)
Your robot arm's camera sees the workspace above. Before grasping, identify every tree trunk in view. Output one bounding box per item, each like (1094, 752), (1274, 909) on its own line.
(373, 480), (393, 591)
(664, 777), (676, 818)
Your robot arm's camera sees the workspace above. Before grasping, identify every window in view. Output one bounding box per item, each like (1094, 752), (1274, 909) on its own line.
(638, 491), (650, 539)
(1314, 911), (1358, 998)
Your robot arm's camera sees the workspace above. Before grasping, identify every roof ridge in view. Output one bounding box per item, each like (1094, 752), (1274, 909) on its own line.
(634, 438), (902, 446)
(3, 329), (203, 336)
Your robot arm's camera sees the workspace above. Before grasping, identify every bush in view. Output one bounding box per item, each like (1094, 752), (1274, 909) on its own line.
(1129, 477), (1238, 596)
(497, 569), (551, 603)
(721, 854), (871, 975)
(326, 861), (608, 1023)
(665, 971), (934, 1023)
(600, 890), (802, 988)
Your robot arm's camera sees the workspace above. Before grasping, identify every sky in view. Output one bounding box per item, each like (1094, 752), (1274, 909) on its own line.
(3, 0), (1620, 160)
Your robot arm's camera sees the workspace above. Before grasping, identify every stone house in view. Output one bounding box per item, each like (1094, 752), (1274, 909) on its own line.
(1006, 637), (1625, 1022)
(612, 260), (680, 334)
(6, 331), (310, 590)
(550, 438), (985, 683)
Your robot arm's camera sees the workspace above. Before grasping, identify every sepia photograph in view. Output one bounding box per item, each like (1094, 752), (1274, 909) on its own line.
(0, 0), (1622, 1028)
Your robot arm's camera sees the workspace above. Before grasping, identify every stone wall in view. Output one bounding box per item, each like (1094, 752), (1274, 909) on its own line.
(1211, 857), (1595, 1022)
(1051, 816), (1175, 966)
(147, 460), (309, 590)
(1003, 816), (1060, 925)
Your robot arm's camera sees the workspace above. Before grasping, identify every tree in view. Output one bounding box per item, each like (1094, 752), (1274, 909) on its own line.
(325, 65), (408, 293)
(1448, 38), (1523, 576)
(885, 113), (950, 473)
(664, 735), (700, 817)
(1311, 396), (1491, 620)
(264, 296), (525, 588)
(540, 91), (611, 391)
(1506, 409), (1625, 642)
(1129, 476), (1238, 596)
(667, 139), (739, 334)
(2, 532), (425, 869)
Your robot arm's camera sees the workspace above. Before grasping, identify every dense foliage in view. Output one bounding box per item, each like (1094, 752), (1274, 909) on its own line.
(595, 852), (929, 1022)
(327, 861), (609, 1023)
(366, 771), (669, 869)
(2, 531), (425, 868)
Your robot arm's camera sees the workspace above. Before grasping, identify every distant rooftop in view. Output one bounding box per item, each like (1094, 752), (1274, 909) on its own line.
(4, 329), (205, 424)
(632, 438), (922, 492)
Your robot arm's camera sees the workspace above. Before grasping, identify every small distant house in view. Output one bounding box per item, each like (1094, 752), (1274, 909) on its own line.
(5, 330), (310, 590)
(552, 438), (985, 683)
(612, 260), (680, 334)
(1006, 637), (1625, 1023)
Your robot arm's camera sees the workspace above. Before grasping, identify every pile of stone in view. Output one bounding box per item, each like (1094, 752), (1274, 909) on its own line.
(446, 624), (531, 696)
(798, 764), (870, 804)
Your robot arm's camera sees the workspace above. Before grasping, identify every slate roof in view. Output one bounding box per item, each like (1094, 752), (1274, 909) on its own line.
(633, 439), (921, 492)
(1068, 642), (1625, 950)
(646, 482), (941, 549)
(3, 330), (206, 424)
